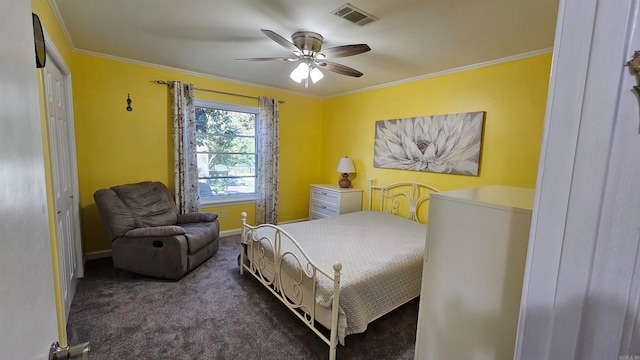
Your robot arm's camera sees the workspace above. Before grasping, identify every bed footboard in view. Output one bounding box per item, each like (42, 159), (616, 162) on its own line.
(240, 212), (342, 360)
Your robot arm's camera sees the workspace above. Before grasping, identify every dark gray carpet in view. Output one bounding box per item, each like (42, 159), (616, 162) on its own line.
(67, 235), (418, 359)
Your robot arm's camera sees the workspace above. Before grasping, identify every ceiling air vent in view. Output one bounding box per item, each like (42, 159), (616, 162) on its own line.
(332, 3), (378, 26)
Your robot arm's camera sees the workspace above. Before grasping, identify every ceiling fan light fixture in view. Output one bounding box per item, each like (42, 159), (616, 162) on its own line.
(310, 67), (324, 83)
(290, 62), (310, 83)
(242, 29), (370, 86)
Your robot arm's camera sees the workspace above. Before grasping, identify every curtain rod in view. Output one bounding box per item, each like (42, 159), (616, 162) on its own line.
(154, 80), (285, 104)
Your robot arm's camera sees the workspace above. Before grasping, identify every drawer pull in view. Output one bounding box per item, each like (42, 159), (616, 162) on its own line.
(321, 205), (326, 209)
(321, 192), (327, 195)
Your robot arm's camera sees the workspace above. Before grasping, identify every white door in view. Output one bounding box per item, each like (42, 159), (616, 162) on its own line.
(515, 0), (640, 358)
(0, 1), (61, 358)
(42, 33), (82, 319)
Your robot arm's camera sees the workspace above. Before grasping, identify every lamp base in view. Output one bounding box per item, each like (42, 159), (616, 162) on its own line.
(338, 173), (351, 188)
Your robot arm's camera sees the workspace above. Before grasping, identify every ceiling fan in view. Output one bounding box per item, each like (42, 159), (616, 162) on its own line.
(238, 29), (371, 87)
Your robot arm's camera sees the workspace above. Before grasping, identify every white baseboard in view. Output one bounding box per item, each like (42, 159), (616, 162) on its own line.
(221, 217), (309, 236)
(279, 217), (309, 224)
(84, 217), (309, 260)
(85, 249), (112, 261)
(220, 229), (242, 237)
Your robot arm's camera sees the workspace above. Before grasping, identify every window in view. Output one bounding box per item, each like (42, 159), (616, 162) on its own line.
(194, 100), (258, 204)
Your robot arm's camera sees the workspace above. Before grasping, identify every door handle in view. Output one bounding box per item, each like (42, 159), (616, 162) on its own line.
(49, 341), (90, 359)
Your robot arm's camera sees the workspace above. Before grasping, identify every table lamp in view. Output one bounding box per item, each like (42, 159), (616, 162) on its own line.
(336, 157), (356, 188)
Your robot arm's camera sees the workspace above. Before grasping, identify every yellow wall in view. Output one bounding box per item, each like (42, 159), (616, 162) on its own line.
(71, 54), (323, 253)
(322, 54), (551, 206)
(32, 0), (550, 255)
(68, 52), (550, 254)
(30, 0), (550, 344)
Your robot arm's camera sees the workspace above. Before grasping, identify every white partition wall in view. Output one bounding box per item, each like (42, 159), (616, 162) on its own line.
(414, 186), (534, 360)
(0, 0), (61, 357)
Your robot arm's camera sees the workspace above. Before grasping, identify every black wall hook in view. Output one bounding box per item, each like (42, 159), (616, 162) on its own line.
(126, 93), (133, 112)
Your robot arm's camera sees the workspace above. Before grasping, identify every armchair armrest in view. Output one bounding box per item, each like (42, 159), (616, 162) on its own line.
(177, 212), (218, 224)
(124, 225), (185, 238)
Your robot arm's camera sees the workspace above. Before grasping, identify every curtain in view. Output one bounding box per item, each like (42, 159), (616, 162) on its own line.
(170, 81), (199, 214)
(256, 96), (279, 224)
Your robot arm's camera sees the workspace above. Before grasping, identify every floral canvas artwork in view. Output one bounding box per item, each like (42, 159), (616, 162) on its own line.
(374, 111), (485, 175)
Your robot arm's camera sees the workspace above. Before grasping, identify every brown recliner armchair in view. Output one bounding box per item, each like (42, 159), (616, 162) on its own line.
(94, 181), (219, 280)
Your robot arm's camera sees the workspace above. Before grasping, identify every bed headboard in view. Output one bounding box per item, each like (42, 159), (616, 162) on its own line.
(367, 179), (440, 223)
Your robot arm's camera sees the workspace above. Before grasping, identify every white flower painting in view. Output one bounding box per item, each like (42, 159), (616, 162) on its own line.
(374, 111), (485, 175)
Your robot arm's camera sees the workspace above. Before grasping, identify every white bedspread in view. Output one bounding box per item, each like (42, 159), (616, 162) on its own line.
(253, 210), (427, 344)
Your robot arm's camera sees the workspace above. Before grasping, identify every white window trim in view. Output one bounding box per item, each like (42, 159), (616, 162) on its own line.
(194, 99), (259, 205)
(200, 197), (257, 207)
(195, 100), (258, 115)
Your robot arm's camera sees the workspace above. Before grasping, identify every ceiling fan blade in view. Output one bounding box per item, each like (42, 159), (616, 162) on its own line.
(237, 57), (299, 62)
(317, 44), (371, 59)
(317, 61), (364, 77)
(261, 29), (302, 56)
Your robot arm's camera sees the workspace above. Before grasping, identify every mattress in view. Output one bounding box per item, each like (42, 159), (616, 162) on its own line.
(248, 210), (428, 344)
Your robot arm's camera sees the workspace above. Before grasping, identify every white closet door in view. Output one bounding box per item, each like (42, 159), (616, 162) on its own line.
(43, 40), (82, 320)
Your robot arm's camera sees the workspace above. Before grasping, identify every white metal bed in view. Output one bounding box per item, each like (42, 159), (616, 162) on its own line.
(239, 179), (439, 360)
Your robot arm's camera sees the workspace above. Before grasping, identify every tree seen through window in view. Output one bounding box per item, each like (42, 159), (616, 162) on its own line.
(194, 102), (257, 201)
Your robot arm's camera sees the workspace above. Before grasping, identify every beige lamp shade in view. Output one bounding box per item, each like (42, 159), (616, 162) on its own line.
(336, 157), (356, 188)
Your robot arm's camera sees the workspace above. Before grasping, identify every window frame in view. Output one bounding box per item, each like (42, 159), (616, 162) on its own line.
(194, 99), (259, 206)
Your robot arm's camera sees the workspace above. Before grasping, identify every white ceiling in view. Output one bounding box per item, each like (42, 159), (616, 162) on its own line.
(50, 0), (559, 98)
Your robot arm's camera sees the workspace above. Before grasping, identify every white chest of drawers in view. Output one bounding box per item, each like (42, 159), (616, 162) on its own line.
(309, 184), (363, 220)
